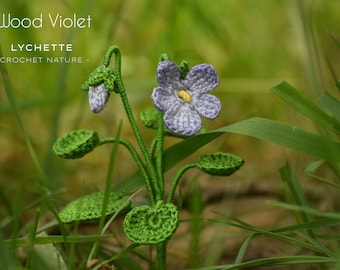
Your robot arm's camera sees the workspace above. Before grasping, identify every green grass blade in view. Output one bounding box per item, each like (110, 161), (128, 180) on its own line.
(0, 46), (47, 184)
(6, 235), (111, 249)
(268, 201), (340, 220)
(27, 232), (67, 270)
(279, 162), (315, 237)
(113, 116), (339, 194)
(307, 173), (340, 189)
(162, 133), (221, 171)
(209, 215), (334, 256)
(234, 235), (254, 264)
(89, 121), (123, 261)
(189, 256), (339, 270)
(271, 81), (340, 135)
(188, 182), (203, 267)
(215, 117), (340, 162)
(272, 218), (340, 234)
(0, 229), (16, 269)
(318, 91), (340, 120)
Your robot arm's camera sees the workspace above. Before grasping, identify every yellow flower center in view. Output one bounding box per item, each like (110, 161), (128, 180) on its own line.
(177, 89), (192, 103)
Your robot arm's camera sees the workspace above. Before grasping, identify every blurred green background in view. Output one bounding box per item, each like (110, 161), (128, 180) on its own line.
(1, 0), (339, 227)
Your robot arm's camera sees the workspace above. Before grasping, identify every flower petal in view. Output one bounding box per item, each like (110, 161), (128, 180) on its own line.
(88, 83), (110, 113)
(184, 64), (219, 94)
(151, 87), (179, 112)
(163, 105), (202, 136)
(193, 94), (221, 119)
(157, 61), (181, 89)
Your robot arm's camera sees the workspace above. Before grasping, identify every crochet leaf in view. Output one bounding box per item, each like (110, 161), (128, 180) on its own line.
(196, 152), (244, 176)
(53, 130), (99, 159)
(123, 201), (179, 244)
(59, 191), (130, 223)
(82, 66), (117, 93)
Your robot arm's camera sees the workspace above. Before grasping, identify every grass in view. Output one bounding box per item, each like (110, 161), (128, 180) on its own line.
(1, 0), (340, 269)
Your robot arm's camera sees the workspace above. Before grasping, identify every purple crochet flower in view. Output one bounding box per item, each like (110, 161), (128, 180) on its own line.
(151, 61), (221, 136)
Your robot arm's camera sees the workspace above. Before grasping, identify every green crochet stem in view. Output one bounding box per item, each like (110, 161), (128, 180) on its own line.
(108, 46), (160, 204)
(149, 136), (158, 157)
(155, 111), (165, 196)
(156, 243), (166, 270)
(99, 137), (155, 201)
(103, 46), (117, 67)
(166, 162), (197, 203)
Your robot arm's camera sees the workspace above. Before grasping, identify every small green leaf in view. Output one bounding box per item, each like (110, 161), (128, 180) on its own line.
(53, 130), (99, 159)
(140, 107), (159, 130)
(196, 152), (244, 176)
(318, 91), (340, 120)
(216, 118), (340, 163)
(82, 66), (117, 93)
(123, 201), (179, 244)
(59, 191), (130, 223)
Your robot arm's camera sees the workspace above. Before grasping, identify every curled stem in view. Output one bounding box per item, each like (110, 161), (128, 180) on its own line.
(107, 46), (160, 204)
(103, 46), (117, 67)
(166, 162), (197, 203)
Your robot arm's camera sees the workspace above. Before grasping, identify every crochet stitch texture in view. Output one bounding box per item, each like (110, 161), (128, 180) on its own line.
(88, 83), (110, 113)
(196, 152), (244, 176)
(53, 130), (99, 159)
(82, 65), (116, 113)
(151, 60), (221, 136)
(59, 191), (130, 223)
(123, 201), (179, 244)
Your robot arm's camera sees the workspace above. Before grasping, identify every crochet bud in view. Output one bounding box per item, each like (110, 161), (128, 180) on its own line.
(82, 65), (117, 113)
(88, 83), (110, 113)
(140, 107), (159, 130)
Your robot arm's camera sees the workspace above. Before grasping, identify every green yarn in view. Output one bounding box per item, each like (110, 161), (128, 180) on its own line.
(159, 53), (170, 62)
(59, 191), (130, 223)
(123, 201), (179, 244)
(140, 107), (160, 130)
(178, 60), (189, 79)
(53, 130), (99, 159)
(158, 55), (189, 78)
(82, 66), (118, 93)
(196, 152), (244, 176)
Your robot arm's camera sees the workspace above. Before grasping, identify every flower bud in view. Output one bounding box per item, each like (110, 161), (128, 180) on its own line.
(88, 83), (110, 113)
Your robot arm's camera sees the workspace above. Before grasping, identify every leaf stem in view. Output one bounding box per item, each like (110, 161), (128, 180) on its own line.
(99, 137), (155, 201)
(108, 46), (160, 204)
(156, 242), (167, 270)
(155, 112), (165, 198)
(166, 162), (197, 203)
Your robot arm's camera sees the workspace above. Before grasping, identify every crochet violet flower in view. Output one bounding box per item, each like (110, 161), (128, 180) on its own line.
(151, 61), (221, 136)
